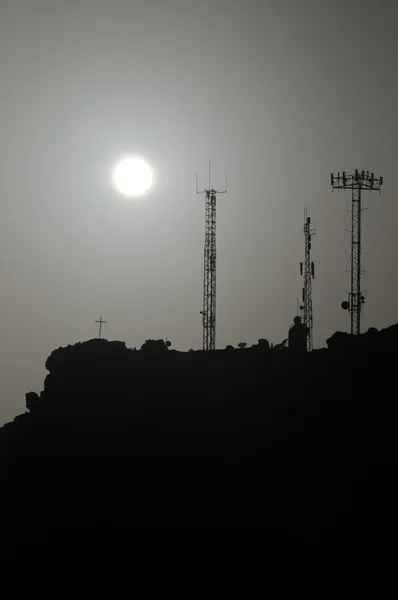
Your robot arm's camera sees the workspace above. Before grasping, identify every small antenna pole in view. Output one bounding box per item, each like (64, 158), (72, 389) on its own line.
(298, 206), (315, 351)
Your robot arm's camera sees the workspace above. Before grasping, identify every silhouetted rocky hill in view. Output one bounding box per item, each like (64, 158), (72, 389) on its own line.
(1, 326), (397, 544)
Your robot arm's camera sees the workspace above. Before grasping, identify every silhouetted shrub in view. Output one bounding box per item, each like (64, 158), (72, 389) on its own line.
(140, 339), (170, 354)
(258, 338), (270, 350)
(26, 392), (40, 412)
(272, 339), (288, 350)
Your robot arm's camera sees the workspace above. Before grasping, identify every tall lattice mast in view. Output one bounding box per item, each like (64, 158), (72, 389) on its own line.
(300, 207), (315, 351)
(331, 170), (383, 335)
(196, 162), (227, 351)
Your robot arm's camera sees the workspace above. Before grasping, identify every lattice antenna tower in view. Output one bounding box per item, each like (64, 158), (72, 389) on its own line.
(331, 170), (383, 335)
(196, 161), (227, 351)
(299, 207), (315, 351)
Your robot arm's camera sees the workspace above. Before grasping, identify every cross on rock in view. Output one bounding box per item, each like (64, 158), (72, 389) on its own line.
(95, 316), (107, 339)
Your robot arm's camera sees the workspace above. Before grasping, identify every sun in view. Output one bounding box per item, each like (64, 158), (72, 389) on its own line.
(112, 157), (153, 197)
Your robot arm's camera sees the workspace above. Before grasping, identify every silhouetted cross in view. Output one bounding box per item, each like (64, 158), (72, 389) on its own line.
(95, 316), (107, 339)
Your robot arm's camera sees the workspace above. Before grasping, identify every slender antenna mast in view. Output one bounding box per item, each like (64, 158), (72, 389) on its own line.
(196, 161), (227, 351)
(299, 207), (315, 351)
(331, 170), (383, 335)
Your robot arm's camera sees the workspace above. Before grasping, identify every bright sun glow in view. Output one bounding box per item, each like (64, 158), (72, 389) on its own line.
(113, 157), (153, 197)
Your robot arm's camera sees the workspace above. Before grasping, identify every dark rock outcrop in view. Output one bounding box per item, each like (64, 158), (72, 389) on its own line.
(1, 325), (397, 544)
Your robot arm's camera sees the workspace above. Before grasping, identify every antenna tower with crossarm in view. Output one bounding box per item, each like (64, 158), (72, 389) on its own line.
(331, 170), (383, 335)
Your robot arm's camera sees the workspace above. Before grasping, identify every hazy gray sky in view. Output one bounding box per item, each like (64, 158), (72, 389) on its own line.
(0, 0), (397, 424)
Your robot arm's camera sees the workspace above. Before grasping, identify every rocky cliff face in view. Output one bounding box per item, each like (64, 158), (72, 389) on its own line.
(0, 326), (397, 540)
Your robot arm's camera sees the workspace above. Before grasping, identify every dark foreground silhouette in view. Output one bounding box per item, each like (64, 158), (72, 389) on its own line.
(1, 327), (397, 544)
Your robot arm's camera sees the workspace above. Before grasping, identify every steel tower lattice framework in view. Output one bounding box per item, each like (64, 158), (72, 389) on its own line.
(331, 170), (383, 335)
(300, 208), (315, 351)
(197, 163), (227, 351)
